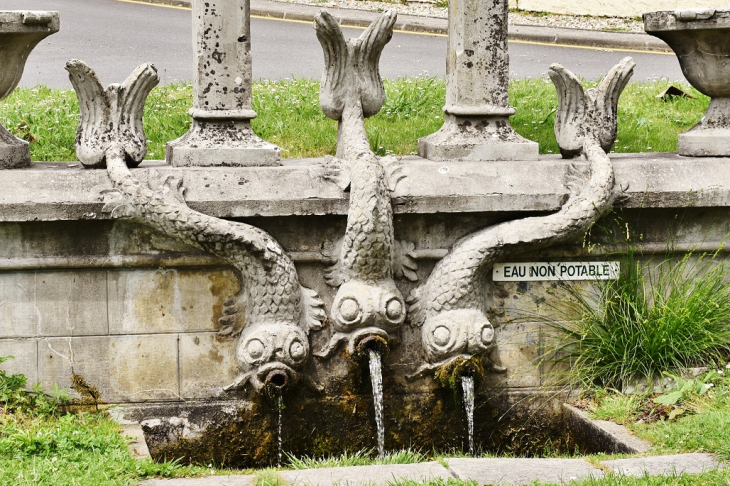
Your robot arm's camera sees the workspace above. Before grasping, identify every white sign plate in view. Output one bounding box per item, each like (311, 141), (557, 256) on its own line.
(493, 261), (620, 281)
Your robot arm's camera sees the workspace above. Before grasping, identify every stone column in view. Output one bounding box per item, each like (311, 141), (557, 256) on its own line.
(418, 0), (538, 161)
(166, 0), (279, 167)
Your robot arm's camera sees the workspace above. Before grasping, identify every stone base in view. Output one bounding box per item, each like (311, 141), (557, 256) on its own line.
(166, 118), (280, 167)
(0, 123), (30, 169)
(678, 97), (730, 157)
(678, 129), (730, 157)
(418, 115), (539, 161)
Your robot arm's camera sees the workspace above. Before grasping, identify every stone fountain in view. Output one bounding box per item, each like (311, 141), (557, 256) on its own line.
(645, 8), (730, 156)
(0, 0), (728, 467)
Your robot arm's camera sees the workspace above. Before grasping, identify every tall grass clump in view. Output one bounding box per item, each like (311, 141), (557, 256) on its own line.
(541, 248), (730, 390)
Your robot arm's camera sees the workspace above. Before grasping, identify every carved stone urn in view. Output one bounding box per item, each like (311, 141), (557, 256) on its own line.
(644, 9), (730, 156)
(0, 11), (59, 169)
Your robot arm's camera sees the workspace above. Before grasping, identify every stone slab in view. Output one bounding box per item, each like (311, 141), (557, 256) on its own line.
(0, 155), (728, 222)
(679, 131), (730, 157)
(0, 272), (38, 337)
(563, 403), (652, 454)
(602, 453), (724, 477)
(36, 270), (108, 336)
(278, 462), (453, 486)
(167, 145), (281, 168)
(107, 268), (238, 335)
(179, 332), (238, 399)
(38, 335), (180, 402)
(122, 423), (152, 460)
(447, 457), (602, 485)
(0, 339), (38, 384)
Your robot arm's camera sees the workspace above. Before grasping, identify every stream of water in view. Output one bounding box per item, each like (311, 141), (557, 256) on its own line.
(462, 375), (475, 455)
(276, 392), (283, 467)
(369, 349), (385, 458)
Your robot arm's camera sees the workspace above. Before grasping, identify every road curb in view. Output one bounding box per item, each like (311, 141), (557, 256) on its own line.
(135, 0), (671, 52)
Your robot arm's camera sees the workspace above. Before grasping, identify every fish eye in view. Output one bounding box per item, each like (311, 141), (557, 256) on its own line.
(338, 297), (362, 325)
(433, 325), (451, 346)
(385, 297), (404, 320)
(246, 338), (266, 361)
(289, 339), (306, 361)
(481, 326), (495, 344)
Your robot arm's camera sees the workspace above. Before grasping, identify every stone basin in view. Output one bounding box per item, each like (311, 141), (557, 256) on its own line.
(644, 9), (730, 156)
(0, 11), (59, 169)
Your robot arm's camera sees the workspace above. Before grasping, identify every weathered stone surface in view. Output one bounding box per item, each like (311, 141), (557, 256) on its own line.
(38, 335), (180, 402)
(179, 332), (238, 398)
(602, 453), (724, 476)
(563, 404), (652, 454)
(490, 322), (541, 388)
(166, 0), (280, 167)
(0, 272), (38, 337)
(0, 339), (38, 384)
(418, 0), (538, 161)
(0, 10), (59, 169)
(447, 457), (602, 485)
(122, 423), (152, 460)
(104, 147), (325, 393)
(0, 155), (728, 221)
(66, 61), (159, 169)
(107, 268), (238, 335)
(409, 132), (616, 380)
(314, 11), (411, 360)
(36, 270), (109, 336)
(645, 9), (730, 156)
(279, 462), (453, 486)
(549, 57), (635, 158)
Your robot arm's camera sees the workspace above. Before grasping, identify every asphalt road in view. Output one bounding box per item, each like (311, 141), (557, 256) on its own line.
(3, 0), (686, 89)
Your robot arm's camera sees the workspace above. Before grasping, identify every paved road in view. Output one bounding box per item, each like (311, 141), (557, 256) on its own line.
(3, 0), (685, 89)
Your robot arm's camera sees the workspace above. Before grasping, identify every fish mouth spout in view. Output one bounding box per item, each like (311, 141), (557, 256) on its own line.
(349, 328), (390, 361)
(257, 362), (296, 395)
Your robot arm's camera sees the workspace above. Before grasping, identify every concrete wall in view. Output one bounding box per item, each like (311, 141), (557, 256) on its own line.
(512, 0), (728, 19)
(0, 154), (728, 461)
(1, 153), (727, 406)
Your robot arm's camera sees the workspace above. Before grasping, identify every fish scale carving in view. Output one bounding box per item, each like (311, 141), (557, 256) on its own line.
(315, 11), (416, 358)
(408, 107), (619, 379)
(68, 61), (325, 393)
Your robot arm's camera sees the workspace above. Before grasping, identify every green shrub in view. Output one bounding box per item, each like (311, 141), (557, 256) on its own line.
(541, 249), (730, 390)
(0, 356), (68, 416)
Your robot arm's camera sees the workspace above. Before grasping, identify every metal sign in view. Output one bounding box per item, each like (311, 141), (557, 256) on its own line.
(493, 261), (620, 281)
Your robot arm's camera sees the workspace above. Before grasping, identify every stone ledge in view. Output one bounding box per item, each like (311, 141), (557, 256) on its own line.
(0, 154), (727, 222)
(563, 403), (652, 454)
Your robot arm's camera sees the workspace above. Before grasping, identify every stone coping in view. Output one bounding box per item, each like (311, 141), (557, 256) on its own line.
(139, 453), (725, 485)
(0, 153), (727, 222)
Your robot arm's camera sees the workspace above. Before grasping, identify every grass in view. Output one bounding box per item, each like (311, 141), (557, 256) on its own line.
(0, 359), (227, 484)
(0, 77), (709, 162)
(631, 367), (730, 461)
(536, 247), (730, 391)
(286, 448), (427, 469)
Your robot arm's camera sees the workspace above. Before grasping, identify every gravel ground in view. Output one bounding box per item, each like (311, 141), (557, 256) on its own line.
(280, 0), (645, 32)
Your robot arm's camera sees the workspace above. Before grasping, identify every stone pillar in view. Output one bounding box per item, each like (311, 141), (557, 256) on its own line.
(418, 0), (538, 161)
(166, 0), (279, 167)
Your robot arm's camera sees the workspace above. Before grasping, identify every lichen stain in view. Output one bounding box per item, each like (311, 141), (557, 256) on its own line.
(208, 270), (240, 330)
(145, 385), (580, 468)
(208, 348), (224, 364)
(71, 373), (103, 410)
